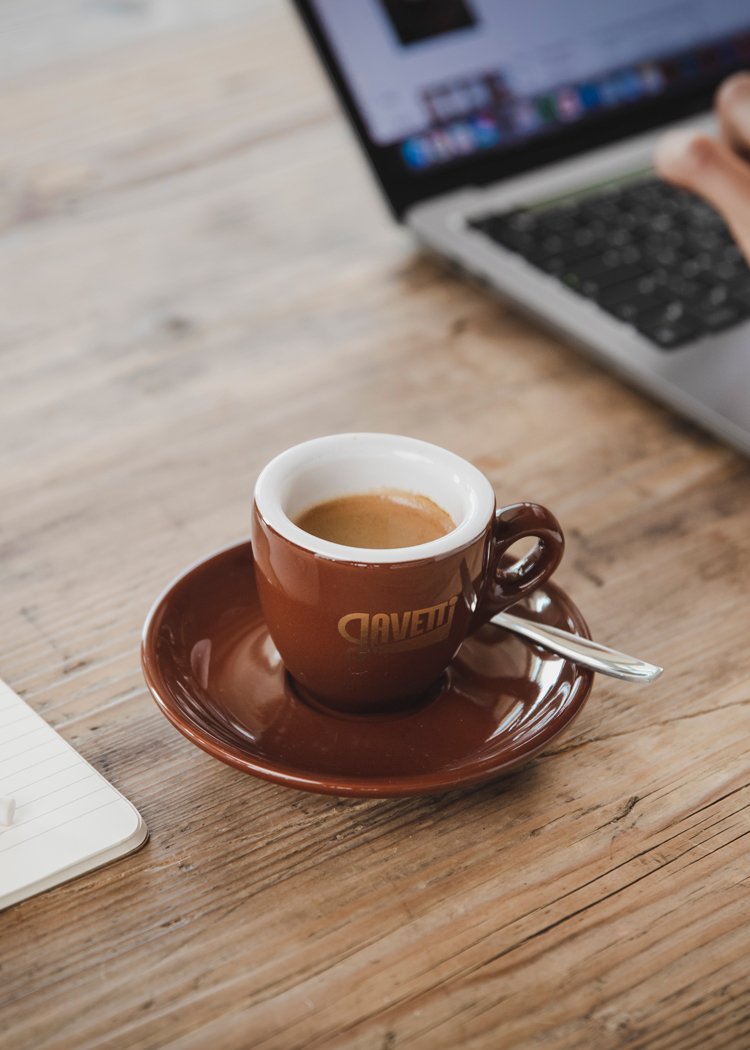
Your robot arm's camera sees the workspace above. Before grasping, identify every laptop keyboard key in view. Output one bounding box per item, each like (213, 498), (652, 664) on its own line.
(562, 262), (644, 297)
(636, 300), (691, 328)
(608, 292), (670, 322)
(597, 272), (665, 304)
(663, 274), (704, 299)
(727, 280), (750, 310)
(695, 302), (748, 332)
(636, 318), (703, 348)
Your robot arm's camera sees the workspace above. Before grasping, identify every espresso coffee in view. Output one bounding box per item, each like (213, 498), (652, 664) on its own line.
(295, 489), (455, 549)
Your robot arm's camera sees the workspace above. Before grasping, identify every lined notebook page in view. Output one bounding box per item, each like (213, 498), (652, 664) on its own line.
(0, 678), (147, 910)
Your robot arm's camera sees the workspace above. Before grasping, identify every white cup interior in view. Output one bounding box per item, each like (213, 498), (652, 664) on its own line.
(254, 433), (495, 563)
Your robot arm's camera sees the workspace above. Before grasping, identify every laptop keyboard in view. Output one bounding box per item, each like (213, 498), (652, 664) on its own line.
(468, 177), (750, 349)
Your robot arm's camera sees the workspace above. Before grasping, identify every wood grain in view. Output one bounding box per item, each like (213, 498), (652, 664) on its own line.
(2, 3), (750, 1048)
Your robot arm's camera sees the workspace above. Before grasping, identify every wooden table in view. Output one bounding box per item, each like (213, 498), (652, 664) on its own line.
(3, 4), (750, 1048)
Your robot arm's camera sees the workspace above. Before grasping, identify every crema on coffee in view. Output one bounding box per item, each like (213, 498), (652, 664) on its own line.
(294, 490), (454, 549)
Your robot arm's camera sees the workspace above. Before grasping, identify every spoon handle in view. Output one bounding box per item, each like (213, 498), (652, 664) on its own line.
(492, 611), (663, 683)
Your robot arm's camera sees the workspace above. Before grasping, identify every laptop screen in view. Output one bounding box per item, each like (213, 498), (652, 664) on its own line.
(298, 0), (750, 215)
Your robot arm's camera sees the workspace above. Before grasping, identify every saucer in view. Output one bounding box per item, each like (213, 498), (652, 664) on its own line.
(141, 542), (594, 798)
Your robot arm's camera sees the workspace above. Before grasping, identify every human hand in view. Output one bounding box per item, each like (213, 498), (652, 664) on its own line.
(655, 73), (750, 263)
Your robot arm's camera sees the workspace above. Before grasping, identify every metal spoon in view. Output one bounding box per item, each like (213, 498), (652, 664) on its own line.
(491, 611), (663, 683)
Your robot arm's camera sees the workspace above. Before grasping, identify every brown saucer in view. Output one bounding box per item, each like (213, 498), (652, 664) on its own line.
(141, 542), (594, 798)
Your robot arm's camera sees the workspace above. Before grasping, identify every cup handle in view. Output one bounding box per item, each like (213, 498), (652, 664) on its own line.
(471, 502), (564, 628)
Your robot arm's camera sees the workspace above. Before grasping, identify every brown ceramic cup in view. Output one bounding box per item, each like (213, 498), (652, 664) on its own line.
(252, 434), (564, 714)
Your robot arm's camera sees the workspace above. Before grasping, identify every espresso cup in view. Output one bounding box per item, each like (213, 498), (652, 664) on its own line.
(252, 434), (564, 714)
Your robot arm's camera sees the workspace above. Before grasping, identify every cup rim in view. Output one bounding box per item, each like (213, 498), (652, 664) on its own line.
(253, 433), (496, 564)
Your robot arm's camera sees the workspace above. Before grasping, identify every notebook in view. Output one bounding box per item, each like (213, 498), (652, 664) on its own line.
(0, 677), (148, 910)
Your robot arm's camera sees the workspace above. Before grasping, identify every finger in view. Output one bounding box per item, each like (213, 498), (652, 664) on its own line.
(654, 129), (750, 257)
(716, 72), (750, 158)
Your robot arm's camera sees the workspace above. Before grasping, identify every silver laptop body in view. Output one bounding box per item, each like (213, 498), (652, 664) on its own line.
(295, 1), (750, 455)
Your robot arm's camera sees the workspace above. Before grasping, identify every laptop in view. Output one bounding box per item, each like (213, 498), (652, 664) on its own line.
(293, 0), (750, 455)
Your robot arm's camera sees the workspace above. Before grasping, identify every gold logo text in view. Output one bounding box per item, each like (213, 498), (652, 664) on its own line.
(338, 595), (459, 653)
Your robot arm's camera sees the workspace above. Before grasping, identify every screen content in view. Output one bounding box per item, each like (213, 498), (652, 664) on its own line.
(312, 0), (750, 174)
